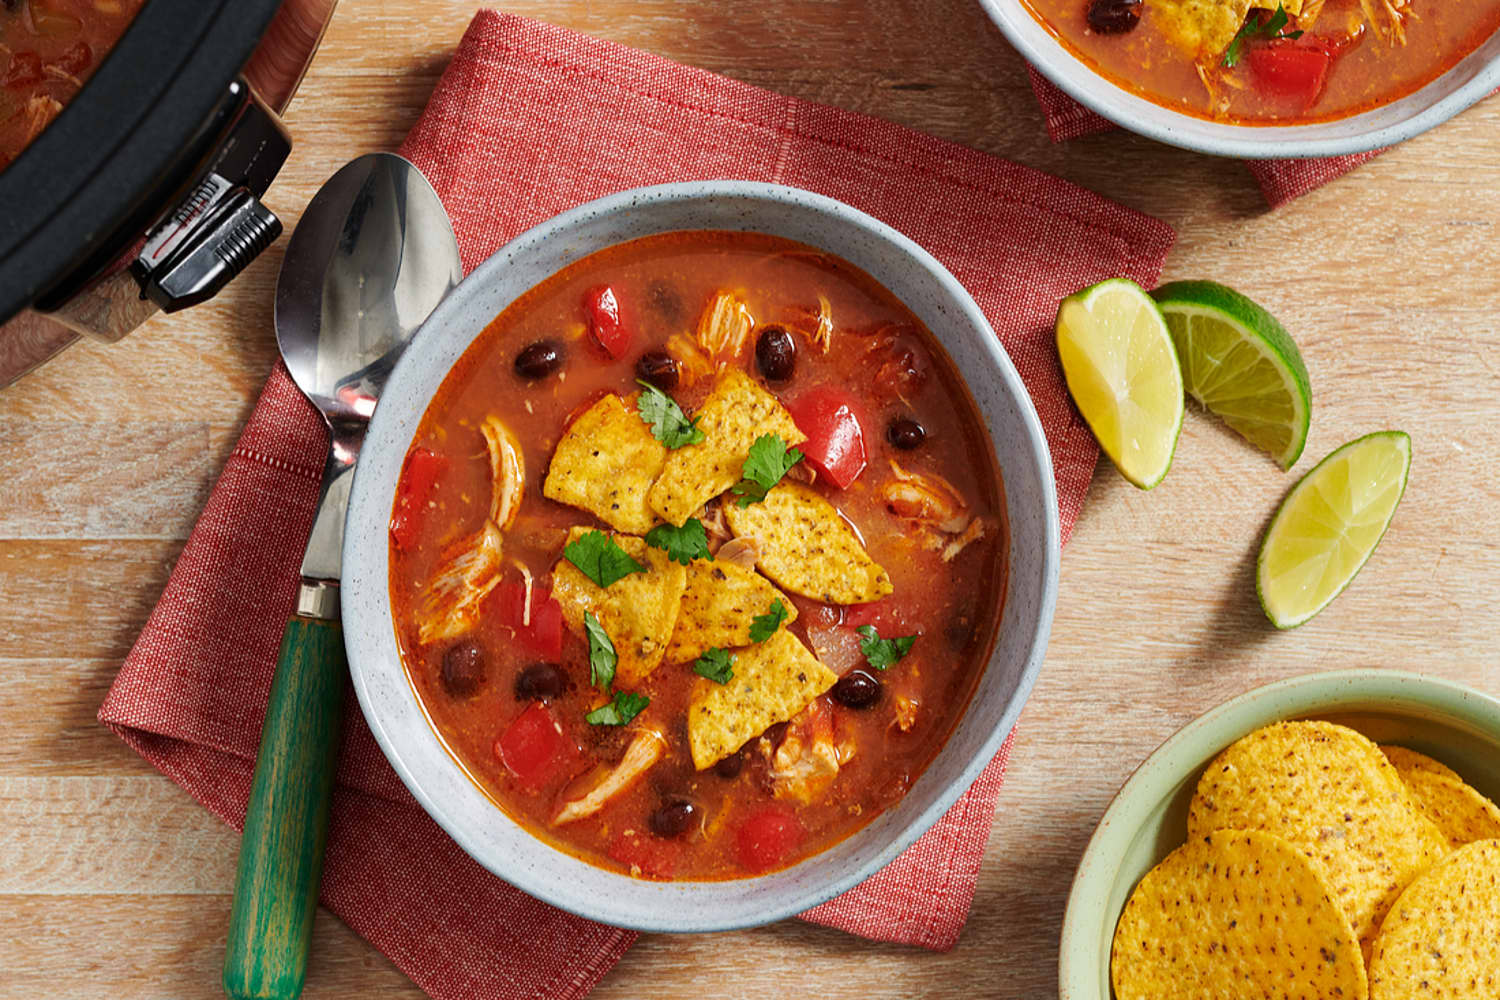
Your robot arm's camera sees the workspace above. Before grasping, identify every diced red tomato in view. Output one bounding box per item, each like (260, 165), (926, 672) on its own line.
(389, 447), (447, 551)
(1247, 40), (1331, 107)
(583, 285), (631, 359)
(494, 579), (564, 661)
(788, 387), (867, 488)
(608, 830), (682, 879)
(736, 806), (805, 873)
(844, 599), (922, 637)
(51, 42), (93, 78)
(4, 52), (43, 90)
(495, 703), (580, 789)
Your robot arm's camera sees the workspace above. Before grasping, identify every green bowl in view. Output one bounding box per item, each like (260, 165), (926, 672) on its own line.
(1058, 669), (1500, 1000)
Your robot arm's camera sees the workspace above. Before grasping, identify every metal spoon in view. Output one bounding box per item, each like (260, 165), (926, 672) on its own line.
(223, 152), (461, 1000)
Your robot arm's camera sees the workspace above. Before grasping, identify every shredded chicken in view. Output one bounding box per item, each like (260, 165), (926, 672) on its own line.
(715, 536), (760, 570)
(666, 333), (713, 386)
(696, 291), (755, 364)
(553, 729), (666, 825)
(417, 522), (505, 644)
(480, 416), (525, 531)
(698, 500), (730, 544)
(512, 559), (535, 626)
(21, 96), (63, 146)
(892, 693), (919, 733)
(1359, 0), (1410, 42)
(940, 516), (989, 563)
(416, 418), (525, 644)
(783, 296), (834, 354)
(771, 700), (854, 804)
(882, 459), (969, 532)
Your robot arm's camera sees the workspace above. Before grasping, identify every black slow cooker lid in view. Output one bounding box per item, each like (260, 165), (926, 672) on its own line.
(0, 0), (283, 323)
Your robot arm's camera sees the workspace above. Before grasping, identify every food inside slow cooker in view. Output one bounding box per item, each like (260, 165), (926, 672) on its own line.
(1, 0), (146, 170)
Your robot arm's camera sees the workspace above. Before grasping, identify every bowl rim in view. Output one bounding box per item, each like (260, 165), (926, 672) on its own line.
(977, 0), (1500, 159)
(1057, 668), (1500, 999)
(342, 179), (1062, 932)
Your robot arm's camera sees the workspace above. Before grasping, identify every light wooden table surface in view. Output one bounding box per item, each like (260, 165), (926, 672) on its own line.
(3, 1), (1498, 997)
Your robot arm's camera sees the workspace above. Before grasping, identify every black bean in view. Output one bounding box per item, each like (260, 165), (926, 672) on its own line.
(887, 417), (926, 450)
(635, 350), (680, 391)
(648, 797), (698, 838)
(755, 326), (797, 382)
(514, 662), (565, 702)
(440, 641), (486, 698)
(514, 339), (565, 380)
(713, 749), (745, 779)
(1086, 0), (1142, 33)
(832, 670), (882, 710)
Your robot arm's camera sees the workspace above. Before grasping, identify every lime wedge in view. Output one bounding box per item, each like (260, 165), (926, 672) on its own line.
(1056, 278), (1184, 490)
(1257, 431), (1411, 629)
(1153, 280), (1311, 470)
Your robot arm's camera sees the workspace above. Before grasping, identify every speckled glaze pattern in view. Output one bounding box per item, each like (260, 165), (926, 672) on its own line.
(979, 0), (1500, 159)
(341, 181), (1061, 933)
(1059, 669), (1500, 1000)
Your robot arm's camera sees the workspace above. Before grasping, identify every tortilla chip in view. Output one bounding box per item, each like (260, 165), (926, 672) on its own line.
(1381, 744), (1462, 781)
(1188, 720), (1450, 952)
(543, 393), (666, 534)
(1396, 770), (1500, 847)
(552, 528), (687, 687)
(723, 482), (892, 604)
(663, 559), (798, 664)
(1144, 0), (1299, 60)
(686, 629), (836, 770)
(647, 369), (805, 526)
(1368, 839), (1500, 1000)
(1112, 829), (1366, 1000)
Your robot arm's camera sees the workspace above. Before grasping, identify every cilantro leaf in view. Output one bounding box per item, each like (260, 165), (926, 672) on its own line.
(584, 611), (617, 690)
(856, 624), (917, 670)
(1223, 3), (1301, 67)
(731, 434), (804, 508)
(586, 690), (650, 726)
(564, 529), (646, 588)
(644, 519), (712, 565)
(748, 599), (789, 644)
(636, 380), (705, 449)
(692, 647), (736, 684)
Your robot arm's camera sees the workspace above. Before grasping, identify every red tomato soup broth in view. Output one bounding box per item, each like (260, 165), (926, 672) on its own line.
(389, 231), (1007, 881)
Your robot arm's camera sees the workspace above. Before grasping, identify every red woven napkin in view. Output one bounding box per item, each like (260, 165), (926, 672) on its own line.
(1028, 67), (1393, 207)
(99, 11), (1173, 998)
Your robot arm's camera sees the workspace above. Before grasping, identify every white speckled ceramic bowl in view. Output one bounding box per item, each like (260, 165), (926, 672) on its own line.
(979, 0), (1500, 158)
(342, 181), (1061, 932)
(1059, 669), (1500, 1000)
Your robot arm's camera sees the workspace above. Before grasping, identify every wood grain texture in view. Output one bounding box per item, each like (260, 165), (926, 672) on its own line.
(0, 0), (1496, 997)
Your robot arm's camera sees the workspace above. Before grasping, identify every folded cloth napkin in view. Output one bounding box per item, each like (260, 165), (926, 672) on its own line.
(1029, 67), (1389, 208)
(99, 11), (1174, 999)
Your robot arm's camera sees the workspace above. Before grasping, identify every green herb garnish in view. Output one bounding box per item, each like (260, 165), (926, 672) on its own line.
(856, 624), (917, 670)
(644, 518), (712, 565)
(731, 434), (803, 508)
(1223, 3), (1302, 67)
(586, 690), (650, 726)
(636, 379), (705, 449)
(584, 611), (617, 690)
(692, 647), (736, 684)
(748, 599), (789, 644)
(564, 529), (646, 588)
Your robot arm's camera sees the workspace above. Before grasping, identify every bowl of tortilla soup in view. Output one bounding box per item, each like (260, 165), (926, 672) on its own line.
(341, 181), (1059, 931)
(981, 0), (1500, 157)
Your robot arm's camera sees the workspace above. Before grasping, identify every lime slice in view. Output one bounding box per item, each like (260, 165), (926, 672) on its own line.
(1152, 280), (1311, 470)
(1257, 431), (1411, 629)
(1056, 278), (1184, 489)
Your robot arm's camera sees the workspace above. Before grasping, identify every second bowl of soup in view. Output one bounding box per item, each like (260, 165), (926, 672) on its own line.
(343, 181), (1059, 930)
(981, 0), (1500, 156)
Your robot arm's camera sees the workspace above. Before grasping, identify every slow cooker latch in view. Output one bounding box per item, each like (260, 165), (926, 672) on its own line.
(136, 182), (282, 313)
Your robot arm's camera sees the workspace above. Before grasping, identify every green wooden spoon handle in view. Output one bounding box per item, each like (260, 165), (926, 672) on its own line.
(223, 614), (346, 1000)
